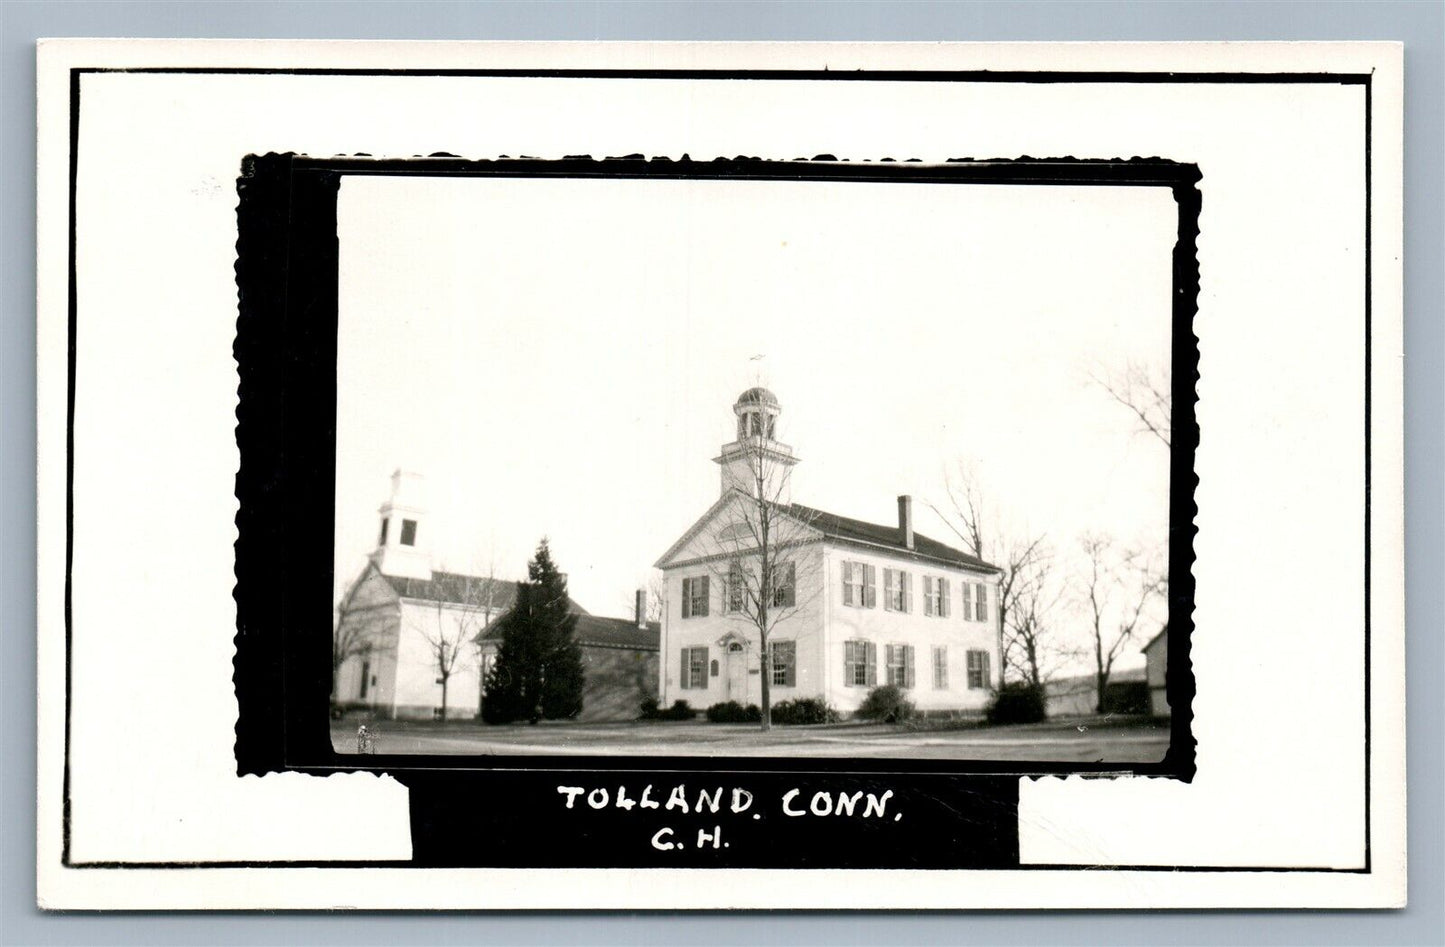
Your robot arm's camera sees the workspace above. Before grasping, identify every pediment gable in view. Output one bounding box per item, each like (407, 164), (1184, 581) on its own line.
(654, 490), (823, 569)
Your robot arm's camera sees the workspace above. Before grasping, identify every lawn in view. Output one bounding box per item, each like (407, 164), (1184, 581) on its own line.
(333, 714), (1171, 763)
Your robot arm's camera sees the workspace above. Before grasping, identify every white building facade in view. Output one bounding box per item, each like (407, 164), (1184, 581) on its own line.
(655, 389), (1004, 717)
(335, 469), (656, 721)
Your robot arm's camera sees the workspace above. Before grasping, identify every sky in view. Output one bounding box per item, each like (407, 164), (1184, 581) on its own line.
(334, 172), (1173, 672)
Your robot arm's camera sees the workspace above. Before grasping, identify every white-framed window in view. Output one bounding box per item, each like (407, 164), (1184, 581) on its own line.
(400, 518), (417, 546)
(770, 561), (796, 608)
(681, 646), (710, 689)
(842, 561), (877, 608)
(974, 582), (989, 622)
(924, 575), (950, 617)
(883, 568), (912, 613)
(885, 644), (916, 689)
(966, 649), (991, 690)
(378, 518), (388, 545)
(932, 646), (948, 689)
(771, 640), (796, 687)
(844, 639), (876, 687)
(725, 561), (746, 614)
(681, 576), (710, 618)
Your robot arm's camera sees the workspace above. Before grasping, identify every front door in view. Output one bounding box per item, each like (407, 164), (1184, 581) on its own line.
(725, 641), (748, 703)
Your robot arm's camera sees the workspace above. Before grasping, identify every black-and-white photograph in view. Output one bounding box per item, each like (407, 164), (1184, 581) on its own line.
(36, 34), (1407, 909)
(328, 165), (1182, 763)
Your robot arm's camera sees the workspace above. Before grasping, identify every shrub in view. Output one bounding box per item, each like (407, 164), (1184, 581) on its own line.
(330, 700), (377, 719)
(771, 697), (839, 725)
(985, 682), (1047, 725)
(644, 699), (697, 721)
(856, 685), (916, 723)
(638, 696), (661, 720)
(1100, 681), (1150, 716)
(705, 701), (763, 723)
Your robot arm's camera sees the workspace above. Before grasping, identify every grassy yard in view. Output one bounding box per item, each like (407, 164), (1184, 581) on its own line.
(334, 714), (1170, 763)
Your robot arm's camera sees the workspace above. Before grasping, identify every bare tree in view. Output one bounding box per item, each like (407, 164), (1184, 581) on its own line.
(1079, 534), (1166, 713)
(1088, 360), (1172, 449)
(411, 566), (501, 721)
(700, 435), (822, 731)
(1002, 550), (1076, 690)
(930, 463), (1049, 687)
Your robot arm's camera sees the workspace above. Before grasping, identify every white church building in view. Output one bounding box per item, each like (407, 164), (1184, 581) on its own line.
(654, 388), (1005, 717)
(333, 471), (658, 721)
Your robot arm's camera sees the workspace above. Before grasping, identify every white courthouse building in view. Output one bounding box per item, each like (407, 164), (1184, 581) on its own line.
(654, 388), (1005, 717)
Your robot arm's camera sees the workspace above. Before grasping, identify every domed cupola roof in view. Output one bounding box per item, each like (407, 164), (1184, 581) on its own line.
(735, 386), (780, 408)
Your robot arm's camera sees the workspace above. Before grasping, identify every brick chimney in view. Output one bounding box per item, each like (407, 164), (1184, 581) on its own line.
(635, 588), (648, 628)
(898, 495), (915, 550)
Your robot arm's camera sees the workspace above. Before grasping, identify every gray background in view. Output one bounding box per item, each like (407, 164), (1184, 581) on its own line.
(1, 2), (1439, 944)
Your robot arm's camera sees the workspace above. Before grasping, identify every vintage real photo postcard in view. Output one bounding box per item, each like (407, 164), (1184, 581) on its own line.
(36, 40), (1405, 909)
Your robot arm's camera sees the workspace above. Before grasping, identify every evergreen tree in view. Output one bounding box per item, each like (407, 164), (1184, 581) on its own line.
(481, 539), (585, 724)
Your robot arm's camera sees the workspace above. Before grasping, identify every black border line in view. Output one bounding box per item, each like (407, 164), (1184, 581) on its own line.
(60, 65), (1374, 876)
(1363, 72), (1373, 877)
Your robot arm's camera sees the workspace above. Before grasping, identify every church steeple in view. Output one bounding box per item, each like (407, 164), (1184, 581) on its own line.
(371, 469), (432, 580)
(714, 387), (798, 499)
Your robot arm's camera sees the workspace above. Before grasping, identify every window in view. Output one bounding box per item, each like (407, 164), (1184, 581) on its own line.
(770, 561), (796, 608)
(842, 561), (877, 608)
(400, 518), (417, 546)
(884, 568), (911, 612)
(681, 646), (709, 689)
(974, 582), (989, 622)
(737, 414), (748, 439)
(932, 646), (948, 689)
(962, 581), (972, 619)
(885, 644), (915, 689)
(967, 649), (991, 690)
(681, 576), (710, 618)
(726, 561), (746, 614)
(358, 660), (370, 698)
(378, 518), (389, 545)
(771, 640), (796, 687)
(924, 575), (951, 617)
(710, 659), (719, 677)
(844, 639), (877, 687)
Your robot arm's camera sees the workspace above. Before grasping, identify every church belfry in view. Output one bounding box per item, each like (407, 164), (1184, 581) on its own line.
(372, 469), (432, 580)
(714, 387), (798, 499)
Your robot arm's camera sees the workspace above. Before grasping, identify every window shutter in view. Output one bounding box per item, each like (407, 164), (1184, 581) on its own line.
(902, 572), (912, 613)
(983, 651), (992, 688)
(865, 642), (877, 685)
(681, 578), (692, 618)
(976, 582), (988, 622)
(698, 576), (710, 616)
(922, 576), (932, 616)
(940, 579), (950, 618)
(680, 648), (690, 689)
(864, 565), (877, 608)
(962, 581), (972, 620)
(904, 645), (916, 689)
(842, 563), (854, 606)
